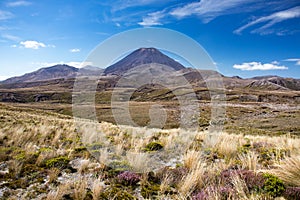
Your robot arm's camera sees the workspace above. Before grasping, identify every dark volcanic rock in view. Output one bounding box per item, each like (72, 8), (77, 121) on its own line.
(103, 47), (185, 75)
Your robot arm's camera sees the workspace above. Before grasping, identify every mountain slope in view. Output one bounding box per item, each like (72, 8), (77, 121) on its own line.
(247, 76), (300, 91)
(103, 47), (185, 75)
(2, 65), (79, 84)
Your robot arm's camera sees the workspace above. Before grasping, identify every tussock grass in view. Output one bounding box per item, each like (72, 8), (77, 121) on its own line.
(0, 103), (299, 199)
(273, 156), (300, 187)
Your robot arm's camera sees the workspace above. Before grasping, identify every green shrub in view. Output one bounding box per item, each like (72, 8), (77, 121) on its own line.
(141, 183), (160, 198)
(45, 156), (70, 169)
(39, 147), (52, 152)
(263, 173), (285, 197)
(100, 185), (137, 200)
(74, 146), (87, 152)
(143, 141), (163, 152)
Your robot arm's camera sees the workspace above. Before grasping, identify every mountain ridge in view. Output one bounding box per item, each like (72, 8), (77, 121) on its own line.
(0, 47), (299, 91)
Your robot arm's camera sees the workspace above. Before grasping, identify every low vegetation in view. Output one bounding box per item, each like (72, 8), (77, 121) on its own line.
(0, 103), (299, 199)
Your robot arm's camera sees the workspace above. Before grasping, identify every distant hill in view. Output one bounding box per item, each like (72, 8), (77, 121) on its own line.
(247, 76), (300, 91)
(103, 47), (185, 75)
(2, 65), (78, 84)
(1, 47), (299, 92)
(1, 64), (103, 84)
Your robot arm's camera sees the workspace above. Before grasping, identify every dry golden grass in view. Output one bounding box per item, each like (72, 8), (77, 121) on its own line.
(73, 178), (88, 200)
(183, 150), (202, 170)
(48, 167), (60, 184)
(273, 156), (300, 186)
(91, 178), (105, 200)
(179, 162), (206, 197)
(238, 151), (259, 171)
(0, 103), (300, 199)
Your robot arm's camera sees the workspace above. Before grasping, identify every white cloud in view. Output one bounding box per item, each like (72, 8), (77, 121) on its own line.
(284, 58), (300, 65)
(65, 62), (93, 68)
(2, 34), (20, 41)
(233, 61), (288, 71)
(34, 61), (94, 68)
(170, 0), (249, 23)
(138, 11), (165, 26)
(20, 40), (46, 49)
(6, 1), (31, 7)
(10, 44), (17, 48)
(70, 48), (80, 53)
(0, 10), (14, 20)
(234, 6), (300, 34)
(138, 0), (254, 26)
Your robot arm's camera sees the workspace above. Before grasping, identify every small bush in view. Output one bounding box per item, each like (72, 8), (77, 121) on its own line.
(45, 156), (70, 169)
(117, 171), (141, 186)
(283, 187), (300, 200)
(143, 141), (163, 152)
(192, 186), (234, 200)
(221, 169), (265, 193)
(192, 190), (208, 200)
(100, 185), (137, 200)
(141, 183), (160, 199)
(263, 173), (285, 197)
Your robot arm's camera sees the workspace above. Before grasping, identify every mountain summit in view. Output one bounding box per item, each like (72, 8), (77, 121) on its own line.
(103, 47), (185, 75)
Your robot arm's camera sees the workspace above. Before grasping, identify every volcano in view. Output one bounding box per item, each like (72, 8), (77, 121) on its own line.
(103, 47), (185, 75)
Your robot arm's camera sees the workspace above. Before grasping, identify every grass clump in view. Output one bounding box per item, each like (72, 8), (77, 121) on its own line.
(45, 156), (70, 169)
(100, 185), (137, 200)
(274, 156), (300, 186)
(143, 141), (164, 152)
(141, 182), (160, 199)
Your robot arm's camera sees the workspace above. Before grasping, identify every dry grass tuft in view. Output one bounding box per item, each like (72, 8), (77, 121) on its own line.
(179, 162), (206, 197)
(273, 156), (300, 186)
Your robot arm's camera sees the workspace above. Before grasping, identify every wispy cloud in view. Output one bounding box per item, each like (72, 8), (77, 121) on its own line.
(170, 0), (251, 23)
(233, 61), (288, 71)
(0, 10), (14, 20)
(95, 32), (109, 36)
(110, 0), (173, 11)
(70, 48), (80, 53)
(2, 34), (20, 41)
(284, 58), (300, 65)
(6, 1), (31, 7)
(138, 10), (165, 26)
(108, 10), (151, 26)
(137, 0), (256, 26)
(20, 40), (46, 49)
(0, 26), (10, 31)
(234, 6), (300, 34)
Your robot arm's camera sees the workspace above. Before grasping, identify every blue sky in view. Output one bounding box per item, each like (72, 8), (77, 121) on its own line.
(0, 0), (300, 80)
